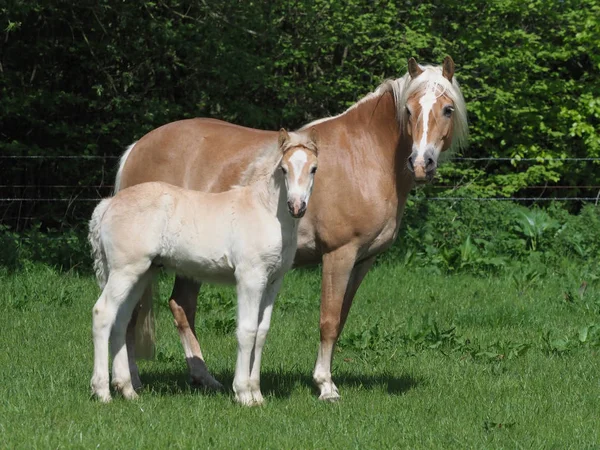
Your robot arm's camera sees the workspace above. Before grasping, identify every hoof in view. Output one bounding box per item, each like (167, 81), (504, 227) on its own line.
(112, 379), (138, 400)
(191, 376), (224, 392)
(318, 391), (341, 402)
(93, 390), (112, 403)
(131, 374), (143, 391)
(121, 385), (139, 400)
(235, 391), (263, 407)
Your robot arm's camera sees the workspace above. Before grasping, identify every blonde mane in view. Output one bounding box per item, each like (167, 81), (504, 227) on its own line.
(302, 63), (469, 152)
(238, 131), (316, 186)
(237, 142), (282, 187)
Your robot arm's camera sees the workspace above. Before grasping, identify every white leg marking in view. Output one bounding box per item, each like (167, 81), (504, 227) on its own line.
(233, 271), (267, 406)
(111, 272), (153, 400)
(248, 277), (283, 405)
(313, 342), (340, 401)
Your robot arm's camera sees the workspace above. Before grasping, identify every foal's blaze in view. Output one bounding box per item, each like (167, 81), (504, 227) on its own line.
(278, 128), (319, 218)
(405, 55), (458, 183)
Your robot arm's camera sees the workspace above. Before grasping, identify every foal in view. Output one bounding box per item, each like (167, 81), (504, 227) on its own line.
(88, 129), (319, 405)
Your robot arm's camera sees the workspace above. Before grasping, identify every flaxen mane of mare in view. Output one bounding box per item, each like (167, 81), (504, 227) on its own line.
(115, 56), (468, 400)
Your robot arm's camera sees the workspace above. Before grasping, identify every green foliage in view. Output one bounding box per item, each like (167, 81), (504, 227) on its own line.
(388, 200), (600, 275)
(1, 0), (599, 231)
(0, 224), (90, 271)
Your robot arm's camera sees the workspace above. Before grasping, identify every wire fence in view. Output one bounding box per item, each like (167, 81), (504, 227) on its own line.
(2, 154), (599, 231)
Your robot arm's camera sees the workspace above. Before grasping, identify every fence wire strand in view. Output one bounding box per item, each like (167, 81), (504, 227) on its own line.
(2, 155), (599, 209)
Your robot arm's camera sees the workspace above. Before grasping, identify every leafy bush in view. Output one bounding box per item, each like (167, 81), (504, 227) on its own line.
(0, 224), (90, 272)
(386, 199), (600, 275)
(1, 0), (599, 229)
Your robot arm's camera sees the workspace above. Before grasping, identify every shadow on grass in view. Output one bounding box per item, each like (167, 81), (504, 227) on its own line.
(140, 362), (419, 399)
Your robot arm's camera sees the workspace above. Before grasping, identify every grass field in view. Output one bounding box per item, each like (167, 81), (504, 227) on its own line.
(1, 262), (599, 449)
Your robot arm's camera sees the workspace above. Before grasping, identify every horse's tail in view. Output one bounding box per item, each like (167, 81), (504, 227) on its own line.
(134, 286), (156, 359)
(88, 198), (111, 289)
(113, 142), (136, 195)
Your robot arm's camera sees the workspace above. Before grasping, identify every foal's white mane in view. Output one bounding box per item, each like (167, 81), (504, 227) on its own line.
(302, 63), (469, 152)
(238, 131), (314, 186)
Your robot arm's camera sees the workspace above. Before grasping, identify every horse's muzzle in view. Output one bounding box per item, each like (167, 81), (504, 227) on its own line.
(288, 200), (307, 218)
(408, 149), (437, 183)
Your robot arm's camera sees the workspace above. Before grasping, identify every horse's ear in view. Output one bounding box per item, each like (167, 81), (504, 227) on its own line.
(408, 57), (423, 79)
(278, 128), (290, 149)
(309, 127), (318, 146)
(442, 55), (455, 82)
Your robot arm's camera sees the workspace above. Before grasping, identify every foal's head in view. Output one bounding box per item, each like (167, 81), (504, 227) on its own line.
(278, 128), (319, 218)
(402, 56), (468, 183)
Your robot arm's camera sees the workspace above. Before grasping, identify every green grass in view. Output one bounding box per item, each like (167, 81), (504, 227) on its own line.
(1, 262), (599, 449)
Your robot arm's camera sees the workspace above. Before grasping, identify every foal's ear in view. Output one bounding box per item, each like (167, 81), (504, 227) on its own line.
(278, 128), (290, 148)
(442, 55), (455, 82)
(408, 57), (423, 79)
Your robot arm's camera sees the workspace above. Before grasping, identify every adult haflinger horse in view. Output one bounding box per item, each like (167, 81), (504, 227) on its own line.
(116, 56), (468, 401)
(89, 129), (319, 405)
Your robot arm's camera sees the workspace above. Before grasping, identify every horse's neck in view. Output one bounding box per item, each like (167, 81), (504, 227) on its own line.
(332, 91), (413, 221)
(339, 92), (408, 183)
(252, 170), (285, 216)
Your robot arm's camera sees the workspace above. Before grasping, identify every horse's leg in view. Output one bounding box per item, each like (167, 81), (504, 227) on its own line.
(168, 277), (222, 390)
(233, 269), (267, 406)
(111, 271), (154, 400)
(248, 276), (283, 405)
(313, 250), (375, 401)
(339, 256), (376, 337)
(91, 270), (142, 402)
(91, 290), (115, 403)
(125, 301), (142, 391)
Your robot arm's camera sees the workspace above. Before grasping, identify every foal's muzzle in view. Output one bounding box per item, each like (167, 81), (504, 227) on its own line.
(288, 200), (307, 218)
(407, 149), (437, 183)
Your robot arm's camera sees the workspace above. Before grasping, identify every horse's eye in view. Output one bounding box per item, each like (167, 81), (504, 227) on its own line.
(310, 166), (317, 174)
(405, 106), (412, 117)
(443, 106), (454, 117)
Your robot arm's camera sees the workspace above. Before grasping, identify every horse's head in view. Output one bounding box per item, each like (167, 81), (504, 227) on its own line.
(278, 128), (319, 218)
(402, 56), (468, 183)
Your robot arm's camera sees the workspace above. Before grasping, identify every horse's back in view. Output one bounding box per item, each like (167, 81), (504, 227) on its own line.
(119, 118), (277, 193)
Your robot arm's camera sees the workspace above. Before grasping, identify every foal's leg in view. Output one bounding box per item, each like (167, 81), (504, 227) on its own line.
(91, 271), (142, 402)
(313, 250), (375, 401)
(248, 277), (283, 404)
(91, 290), (115, 403)
(233, 270), (267, 406)
(111, 270), (154, 400)
(168, 277), (222, 390)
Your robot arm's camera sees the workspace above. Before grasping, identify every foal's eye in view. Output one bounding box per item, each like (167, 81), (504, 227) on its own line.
(310, 166), (318, 175)
(443, 106), (454, 117)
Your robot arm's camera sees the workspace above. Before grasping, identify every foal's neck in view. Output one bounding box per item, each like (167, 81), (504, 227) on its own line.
(253, 168), (285, 217)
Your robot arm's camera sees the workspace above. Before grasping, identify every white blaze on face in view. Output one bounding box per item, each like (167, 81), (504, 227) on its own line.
(417, 84), (438, 159)
(287, 149), (307, 199)
(289, 149), (308, 192)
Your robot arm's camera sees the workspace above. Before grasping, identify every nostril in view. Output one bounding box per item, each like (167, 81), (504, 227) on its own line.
(426, 157), (435, 168)
(301, 201), (307, 211)
(287, 200), (294, 210)
(408, 156), (414, 170)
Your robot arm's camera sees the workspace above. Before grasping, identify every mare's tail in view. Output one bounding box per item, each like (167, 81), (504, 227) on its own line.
(134, 286), (156, 359)
(88, 198), (112, 289)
